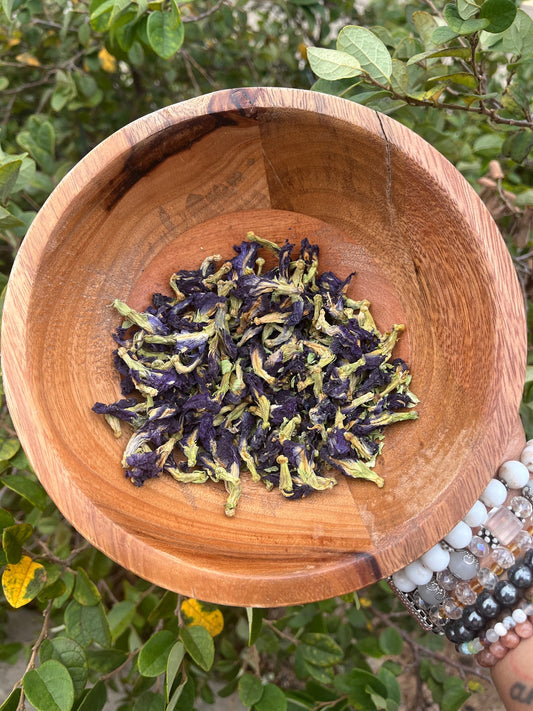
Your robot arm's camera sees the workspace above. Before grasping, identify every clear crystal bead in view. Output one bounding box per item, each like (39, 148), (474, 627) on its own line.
(477, 567), (498, 590)
(469, 536), (489, 557)
(511, 496), (533, 519)
(442, 597), (462, 619)
(514, 530), (533, 553)
(455, 581), (477, 605)
(490, 545), (515, 569)
(436, 569), (458, 591)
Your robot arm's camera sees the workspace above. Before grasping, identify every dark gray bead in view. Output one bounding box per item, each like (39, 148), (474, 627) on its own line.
(524, 549), (533, 569)
(462, 604), (485, 631)
(475, 591), (501, 618)
(494, 580), (519, 606)
(445, 619), (475, 644)
(508, 563), (533, 589)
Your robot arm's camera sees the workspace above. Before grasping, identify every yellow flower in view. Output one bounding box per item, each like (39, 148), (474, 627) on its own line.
(98, 47), (117, 73)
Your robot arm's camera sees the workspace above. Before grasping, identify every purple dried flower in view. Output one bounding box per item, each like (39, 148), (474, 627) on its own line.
(94, 232), (418, 515)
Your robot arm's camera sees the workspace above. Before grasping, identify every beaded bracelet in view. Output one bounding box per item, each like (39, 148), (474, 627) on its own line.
(388, 439), (533, 668)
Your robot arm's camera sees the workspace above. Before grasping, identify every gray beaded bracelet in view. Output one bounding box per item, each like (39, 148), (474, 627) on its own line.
(388, 439), (533, 667)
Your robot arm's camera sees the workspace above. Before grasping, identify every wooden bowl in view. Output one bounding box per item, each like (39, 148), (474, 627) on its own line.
(2, 87), (526, 607)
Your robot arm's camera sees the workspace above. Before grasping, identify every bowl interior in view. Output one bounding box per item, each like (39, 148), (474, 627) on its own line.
(2, 88), (525, 606)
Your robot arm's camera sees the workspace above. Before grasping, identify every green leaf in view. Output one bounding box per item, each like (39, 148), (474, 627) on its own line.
(109, 0), (130, 26)
(502, 10), (533, 56)
(38, 578), (67, 602)
(337, 25), (392, 83)
(379, 628), (403, 655)
(138, 629), (175, 677)
(85, 648), (128, 673)
(0, 205), (24, 228)
(73, 567), (101, 606)
(457, 0), (479, 20)
(299, 633), (343, 668)
(412, 11), (439, 48)
(23, 660), (75, 711)
(133, 691), (165, 711)
(335, 669), (389, 710)
(0, 158), (22, 202)
(246, 607), (265, 646)
(377, 667), (402, 705)
(407, 47), (471, 65)
(479, 0), (516, 33)
(0, 507), (15, 530)
(427, 71), (477, 88)
(2, 524), (33, 564)
(432, 25), (460, 44)
(443, 4), (464, 31)
(441, 677), (471, 711)
(239, 673), (264, 706)
(0, 689), (21, 711)
(75, 681), (107, 711)
(1, 0), (14, 20)
(53, 571), (75, 608)
(180, 625), (215, 672)
(390, 59), (408, 94)
(166, 676), (189, 711)
(147, 590), (178, 624)
(146, 10), (184, 59)
(441, 5), (489, 35)
(3, 475), (47, 511)
(165, 641), (185, 702)
(39, 637), (88, 698)
(298, 657), (335, 684)
(307, 47), (362, 80)
(16, 120), (55, 173)
(89, 0), (113, 29)
(503, 130), (533, 163)
(108, 599), (136, 641)
(64, 601), (111, 648)
(254, 683), (287, 711)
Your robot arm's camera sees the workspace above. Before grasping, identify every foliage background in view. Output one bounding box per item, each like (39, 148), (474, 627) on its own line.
(0, 0), (532, 709)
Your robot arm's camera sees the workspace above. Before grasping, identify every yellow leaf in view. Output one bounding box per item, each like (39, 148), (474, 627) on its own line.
(468, 680), (483, 693)
(7, 37), (21, 48)
(2, 555), (47, 608)
(181, 598), (224, 637)
(16, 53), (41, 67)
(98, 47), (117, 73)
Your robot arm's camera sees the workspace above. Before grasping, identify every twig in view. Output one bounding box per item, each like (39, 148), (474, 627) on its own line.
(263, 618), (300, 645)
(14, 601), (53, 711)
(100, 651), (136, 681)
(181, 0), (224, 23)
(370, 605), (492, 683)
(365, 74), (533, 129)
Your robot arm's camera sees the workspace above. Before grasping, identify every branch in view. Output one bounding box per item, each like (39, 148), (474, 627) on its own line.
(369, 604), (492, 684)
(365, 74), (533, 129)
(181, 0), (224, 23)
(14, 601), (53, 711)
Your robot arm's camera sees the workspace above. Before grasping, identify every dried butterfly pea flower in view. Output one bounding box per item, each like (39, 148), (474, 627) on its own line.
(93, 232), (418, 516)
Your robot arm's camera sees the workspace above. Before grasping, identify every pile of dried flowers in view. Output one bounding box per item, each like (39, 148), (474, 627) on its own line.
(93, 232), (418, 515)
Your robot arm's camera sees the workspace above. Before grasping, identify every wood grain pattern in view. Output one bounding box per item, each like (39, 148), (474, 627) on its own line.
(1, 87), (527, 606)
